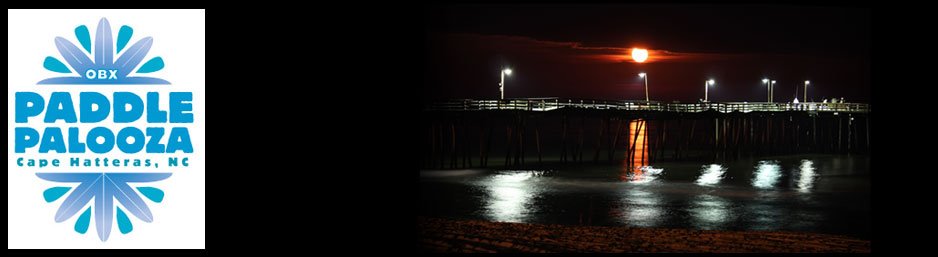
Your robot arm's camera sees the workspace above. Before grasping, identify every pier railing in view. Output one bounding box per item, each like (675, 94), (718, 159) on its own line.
(427, 98), (869, 113)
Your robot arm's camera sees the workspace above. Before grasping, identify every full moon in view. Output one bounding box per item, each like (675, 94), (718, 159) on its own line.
(632, 48), (648, 63)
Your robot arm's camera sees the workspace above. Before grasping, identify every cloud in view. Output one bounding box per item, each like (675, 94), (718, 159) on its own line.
(440, 33), (741, 63)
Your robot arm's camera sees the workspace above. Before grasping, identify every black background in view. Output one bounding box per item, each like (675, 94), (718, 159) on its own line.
(2, 1), (932, 255)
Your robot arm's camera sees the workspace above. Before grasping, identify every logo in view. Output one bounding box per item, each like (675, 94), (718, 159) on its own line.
(37, 173), (171, 242)
(38, 18), (169, 85)
(14, 16), (192, 243)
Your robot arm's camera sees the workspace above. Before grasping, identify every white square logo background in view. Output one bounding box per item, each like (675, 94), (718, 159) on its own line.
(7, 9), (206, 249)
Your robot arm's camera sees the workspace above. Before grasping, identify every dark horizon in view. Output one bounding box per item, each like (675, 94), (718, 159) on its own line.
(423, 5), (870, 103)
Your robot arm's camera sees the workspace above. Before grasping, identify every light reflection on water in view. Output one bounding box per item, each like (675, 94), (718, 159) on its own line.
(752, 160), (782, 188)
(696, 164), (726, 186)
(796, 160), (817, 193)
(623, 166), (663, 184)
(443, 155), (869, 238)
(428, 119), (868, 237)
(614, 119), (664, 227)
(482, 171), (546, 223)
(621, 119), (664, 184)
(618, 189), (663, 227)
(690, 194), (731, 230)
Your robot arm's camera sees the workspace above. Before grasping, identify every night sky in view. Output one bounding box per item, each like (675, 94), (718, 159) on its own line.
(423, 5), (870, 103)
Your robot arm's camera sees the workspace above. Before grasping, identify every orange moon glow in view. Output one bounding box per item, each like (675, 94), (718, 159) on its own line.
(632, 48), (649, 63)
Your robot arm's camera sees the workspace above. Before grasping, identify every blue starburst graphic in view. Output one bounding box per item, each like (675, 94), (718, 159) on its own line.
(37, 173), (171, 241)
(38, 18), (169, 85)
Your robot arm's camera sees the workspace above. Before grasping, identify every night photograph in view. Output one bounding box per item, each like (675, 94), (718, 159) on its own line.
(419, 4), (870, 253)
